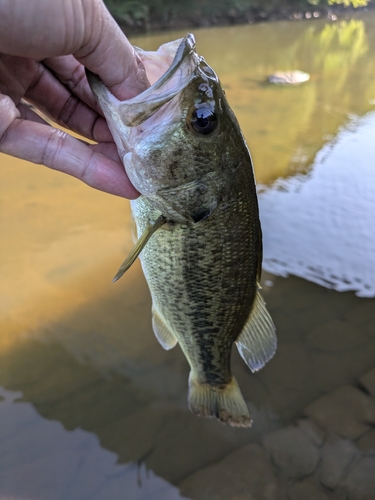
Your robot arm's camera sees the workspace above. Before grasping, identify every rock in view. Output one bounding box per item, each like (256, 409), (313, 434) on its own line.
(100, 403), (238, 484)
(319, 437), (357, 489)
(332, 491), (349, 500)
(331, 349), (375, 386)
(288, 480), (330, 500)
(296, 419), (325, 446)
(179, 443), (278, 500)
(268, 70), (310, 85)
(357, 429), (375, 452)
(262, 426), (320, 479)
(309, 351), (348, 394)
(304, 386), (375, 439)
(359, 367), (375, 397)
(306, 320), (367, 352)
(254, 342), (314, 419)
(343, 456), (375, 500)
(258, 343), (311, 392)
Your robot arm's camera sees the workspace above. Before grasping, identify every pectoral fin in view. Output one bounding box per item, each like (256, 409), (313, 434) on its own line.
(152, 307), (177, 350)
(112, 215), (166, 282)
(235, 290), (277, 372)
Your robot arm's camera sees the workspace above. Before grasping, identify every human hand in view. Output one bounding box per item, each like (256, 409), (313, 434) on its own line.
(0, 0), (149, 198)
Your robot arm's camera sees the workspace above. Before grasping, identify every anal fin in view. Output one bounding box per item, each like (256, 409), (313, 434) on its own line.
(152, 308), (177, 350)
(235, 290), (277, 373)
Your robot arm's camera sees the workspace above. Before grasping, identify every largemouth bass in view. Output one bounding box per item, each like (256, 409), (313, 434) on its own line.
(86, 34), (276, 427)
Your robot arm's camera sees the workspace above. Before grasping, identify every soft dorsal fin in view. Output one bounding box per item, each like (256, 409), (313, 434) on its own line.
(112, 215), (166, 282)
(235, 290), (277, 373)
(152, 307), (177, 350)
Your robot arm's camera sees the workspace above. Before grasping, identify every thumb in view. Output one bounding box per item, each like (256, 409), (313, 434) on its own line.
(74, 0), (149, 100)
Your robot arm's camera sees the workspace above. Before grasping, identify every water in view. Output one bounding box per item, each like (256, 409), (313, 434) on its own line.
(1, 14), (375, 500)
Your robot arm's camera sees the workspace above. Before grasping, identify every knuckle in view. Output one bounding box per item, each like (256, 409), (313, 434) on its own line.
(0, 94), (20, 145)
(58, 95), (81, 127)
(67, 64), (86, 94)
(42, 128), (68, 168)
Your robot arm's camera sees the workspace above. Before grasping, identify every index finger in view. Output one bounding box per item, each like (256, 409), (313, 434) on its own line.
(0, 93), (139, 198)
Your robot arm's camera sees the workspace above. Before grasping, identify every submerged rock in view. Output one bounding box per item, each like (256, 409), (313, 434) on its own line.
(319, 437), (357, 489)
(262, 425), (320, 479)
(359, 367), (375, 397)
(303, 385), (375, 439)
(288, 480), (330, 500)
(306, 319), (367, 352)
(357, 429), (375, 452)
(179, 443), (278, 500)
(343, 456), (375, 500)
(268, 70), (310, 85)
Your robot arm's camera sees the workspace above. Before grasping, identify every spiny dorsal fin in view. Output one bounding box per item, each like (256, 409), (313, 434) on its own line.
(152, 307), (177, 350)
(112, 215), (166, 282)
(235, 291), (277, 373)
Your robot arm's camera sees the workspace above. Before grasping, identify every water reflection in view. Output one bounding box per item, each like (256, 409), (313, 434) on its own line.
(308, 19), (368, 70)
(1, 272), (374, 498)
(133, 16), (375, 184)
(0, 388), (186, 500)
(1, 12), (375, 500)
(260, 111), (375, 297)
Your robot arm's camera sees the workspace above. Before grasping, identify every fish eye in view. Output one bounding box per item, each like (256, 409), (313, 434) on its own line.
(190, 106), (218, 136)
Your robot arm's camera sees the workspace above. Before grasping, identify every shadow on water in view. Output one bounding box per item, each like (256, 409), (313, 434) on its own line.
(1, 12), (375, 500)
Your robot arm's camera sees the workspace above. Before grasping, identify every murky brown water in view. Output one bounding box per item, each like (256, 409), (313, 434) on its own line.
(1, 13), (375, 500)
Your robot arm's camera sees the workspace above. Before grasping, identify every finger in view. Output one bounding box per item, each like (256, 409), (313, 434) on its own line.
(17, 101), (51, 125)
(0, 54), (111, 142)
(43, 55), (99, 110)
(0, 0), (149, 100)
(24, 59), (112, 142)
(90, 141), (122, 163)
(0, 93), (138, 199)
(42, 55), (107, 124)
(75, 1), (150, 100)
(0, 1), (82, 57)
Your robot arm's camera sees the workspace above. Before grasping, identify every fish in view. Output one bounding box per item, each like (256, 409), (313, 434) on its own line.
(86, 34), (276, 427)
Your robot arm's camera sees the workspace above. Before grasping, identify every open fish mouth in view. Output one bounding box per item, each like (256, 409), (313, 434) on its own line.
(86, 33), (223, 211)
(86, 34), (201, 128)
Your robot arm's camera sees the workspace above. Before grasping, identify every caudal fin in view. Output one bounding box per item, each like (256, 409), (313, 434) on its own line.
(188, 373), (252, 427)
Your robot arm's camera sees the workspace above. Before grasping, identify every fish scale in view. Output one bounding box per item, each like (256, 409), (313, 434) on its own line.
(86, 33), (277, 427)
(132, 161), (259, 388)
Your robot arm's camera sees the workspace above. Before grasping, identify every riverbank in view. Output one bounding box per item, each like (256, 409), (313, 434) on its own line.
(104, 0), (374, 35)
